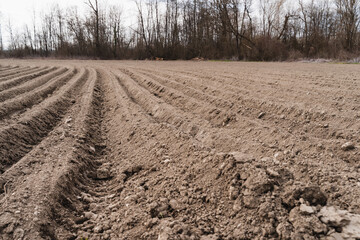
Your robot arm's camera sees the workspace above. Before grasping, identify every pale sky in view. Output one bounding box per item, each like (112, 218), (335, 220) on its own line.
(0, 0), (137, 46)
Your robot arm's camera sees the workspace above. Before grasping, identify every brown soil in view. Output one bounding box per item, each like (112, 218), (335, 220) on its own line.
(0, 59), (359, 240)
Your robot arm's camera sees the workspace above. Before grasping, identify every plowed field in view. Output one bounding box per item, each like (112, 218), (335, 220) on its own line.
(0, 59), (359, 240)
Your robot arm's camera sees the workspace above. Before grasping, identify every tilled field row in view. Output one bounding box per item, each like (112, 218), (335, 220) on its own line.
(0, 66), (35, 79)
(0, 67), (71, 103)
(0, 68), (88, 173)
(0, 68), (75, 119)
(0, 61), (359, 240)
(0, 66), (20, 72)
(0, 67), (58, 92)
(122, 67), (359, 163)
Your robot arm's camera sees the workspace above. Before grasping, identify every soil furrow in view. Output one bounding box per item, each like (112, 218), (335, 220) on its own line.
(72, 69), (208, 239)
(0, 67), (57, 92)
(133, 67), (359, 163)
(132, 68), (237, 126)
(80, 69), (296, 240)
(41, 68), (104, 239)
(169, 67), (359, 119)
(117, 69), (310, 164)
(0, 67), (70, 103)
(186, 68), (359, 116)
(119, 64), (359, 165)
(141, 67), (359, 139)
(114, 69), (210, 136)
(115, 69), (306, 166)
(0, 66), (34, 79)
(0, 68), (88, 173)
(0, 66), (45, 81)
(0, 66), (20, 73)
(62, 70), (117, 239)
(0, 68), (97, 239)
(0, 68), (77, 121)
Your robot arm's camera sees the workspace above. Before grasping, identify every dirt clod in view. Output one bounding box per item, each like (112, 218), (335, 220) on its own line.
(294, 186), (328, 206)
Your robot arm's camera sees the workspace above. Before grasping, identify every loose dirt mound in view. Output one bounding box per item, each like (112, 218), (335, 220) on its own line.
(0, 60), (359, 240)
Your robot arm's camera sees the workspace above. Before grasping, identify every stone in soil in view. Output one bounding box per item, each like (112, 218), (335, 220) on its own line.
(299, 203), (316, 215)
(341, 142), (355, 151)
(258, 112), (266, 119)
(318, 206), (360, 239)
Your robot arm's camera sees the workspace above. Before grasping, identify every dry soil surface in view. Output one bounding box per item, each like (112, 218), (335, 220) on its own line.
(0, 59), (359, 240)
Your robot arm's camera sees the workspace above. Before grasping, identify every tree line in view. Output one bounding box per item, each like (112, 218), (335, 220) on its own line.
(0, 0), (359, 61)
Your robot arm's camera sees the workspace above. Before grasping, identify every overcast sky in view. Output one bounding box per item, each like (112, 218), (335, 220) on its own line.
(0, 0), (137, 46)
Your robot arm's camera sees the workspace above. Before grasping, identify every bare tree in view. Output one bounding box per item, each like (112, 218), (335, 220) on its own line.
(259, 0), (286, 37)
(0, 12), (3, 52)
(135, 0), (152, 58)
(67, 7), (87, 56)
(7, 19), (16, 52)
(109, 5), (125, 58)
(85, 0), (100, 57)
(3, 0), (360, 60)
(53, 5), (66, 55)
(336, 0), (360, 51)
(217, 0), (255, 59)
